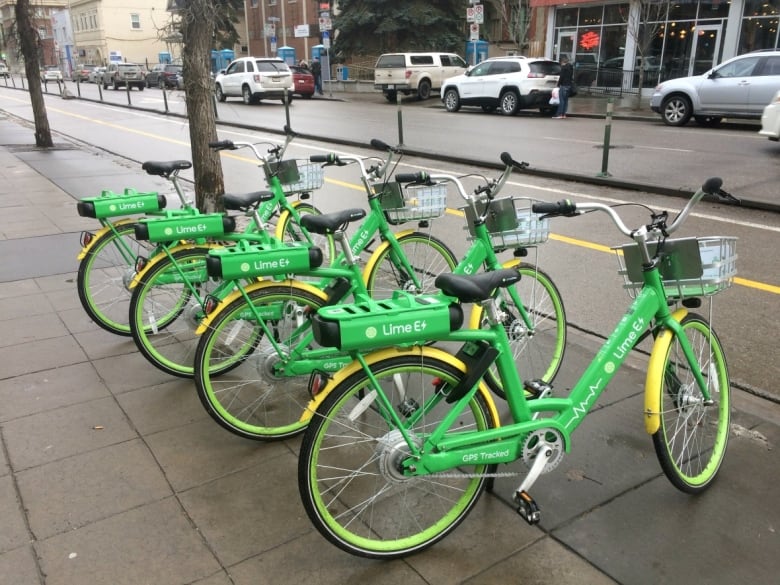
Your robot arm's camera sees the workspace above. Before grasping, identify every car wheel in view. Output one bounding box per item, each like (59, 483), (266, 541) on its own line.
(443, 88), (461, 112)
(661, 95), (692, 126)
(303, 93), (313, 99)
(481, 105), (496, 113)
(384, 90), (397, 103)
(417, 79), (432, 101)
(242, 85), (253, 105)
(103, 81), (108, 90)
(138, 84), (144, 91)
(694, 115), (723, 127)
(158, 79), (165, 90)
(113, 80), (119, 90)
(215, 84), (226, 102)
(499, 90), (520, 115)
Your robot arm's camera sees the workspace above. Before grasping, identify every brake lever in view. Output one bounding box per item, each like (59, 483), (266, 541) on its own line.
(715, 188), (741, 205)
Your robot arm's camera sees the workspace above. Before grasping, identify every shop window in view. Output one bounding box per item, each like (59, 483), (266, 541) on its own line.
(604, 4), (630, 25)
(579, 6), (603, 27)
(668, 0), (698, 22)
(738, 16), (779, 52)
(743, 0), (780, 17)
(557, 8), (577, 28)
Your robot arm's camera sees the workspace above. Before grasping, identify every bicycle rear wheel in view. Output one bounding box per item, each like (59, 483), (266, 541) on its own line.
(298, 351), (495, 559)
(363, 231), (457, 299)
(77, 222), (155, 335)
(651, 313), (730, 493)
(472, 263), (566, 397)
(194, 283), (327, 440)
(129, 246), (221, 377)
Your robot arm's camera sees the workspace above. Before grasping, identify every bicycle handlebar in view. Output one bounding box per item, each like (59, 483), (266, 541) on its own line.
(311, 139), (402, 183)
(532, 177), (728, 238)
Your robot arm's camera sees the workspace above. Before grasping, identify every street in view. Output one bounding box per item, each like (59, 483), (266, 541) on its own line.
(0, 83), (777, 398)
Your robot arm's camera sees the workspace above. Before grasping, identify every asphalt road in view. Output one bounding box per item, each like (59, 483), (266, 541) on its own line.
(0, 83), (778, 400)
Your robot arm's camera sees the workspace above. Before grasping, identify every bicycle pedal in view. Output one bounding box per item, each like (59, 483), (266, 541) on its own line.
(514, 490), (541, 525)
(523, 379), (552, 399)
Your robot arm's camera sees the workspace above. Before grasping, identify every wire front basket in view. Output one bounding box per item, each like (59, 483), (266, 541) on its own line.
(379, 181), (448, 225)
(462, 197), (550, 250)
(266, 160), (325, 194)
(614, 236), (737, 299)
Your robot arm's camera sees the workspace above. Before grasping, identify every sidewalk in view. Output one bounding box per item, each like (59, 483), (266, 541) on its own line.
(0, 112), (778, 585)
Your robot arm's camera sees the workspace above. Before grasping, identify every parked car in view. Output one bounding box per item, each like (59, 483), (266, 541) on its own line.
(214, 57), (293, 104)
(41, 66), (63, 83)
(102, 62), (145, 90)
(649, 50), (780, 126)
(600, 55), (661, 85)
(758, 90), (780, 141)
(374, 52), (469, 102)
(0, 62), (8, 78)
(290, 65), (314, 98)
(146, 64), (182, 89)
(71, 64), (96, 82)
(88, 66), (105, 84)
(440, 56), (561, 116)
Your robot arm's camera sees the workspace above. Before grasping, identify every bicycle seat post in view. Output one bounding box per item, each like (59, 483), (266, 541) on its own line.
(169, 171), (192, 209)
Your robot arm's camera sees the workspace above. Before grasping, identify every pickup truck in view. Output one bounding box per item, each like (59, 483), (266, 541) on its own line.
(102, 63), (145, 90)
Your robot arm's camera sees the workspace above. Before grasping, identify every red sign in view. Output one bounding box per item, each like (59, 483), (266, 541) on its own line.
(579, 31), (600, 50)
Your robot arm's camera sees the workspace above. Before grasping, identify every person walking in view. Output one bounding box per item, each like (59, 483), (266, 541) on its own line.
(310, 58), (323, 95)
(553, 55), (574, 119)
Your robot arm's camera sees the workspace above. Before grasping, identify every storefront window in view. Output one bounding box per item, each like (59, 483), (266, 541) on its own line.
(604, 4), (630, 25)
(743, 0), (780, 17)
(668, 0), (699, 22)
(579, 6), (603, 26)
(739, 17), (779, 51)
(557, 8), (578, 27)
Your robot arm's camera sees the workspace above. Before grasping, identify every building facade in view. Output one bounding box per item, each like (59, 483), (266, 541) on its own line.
(0, 0), (68, 71)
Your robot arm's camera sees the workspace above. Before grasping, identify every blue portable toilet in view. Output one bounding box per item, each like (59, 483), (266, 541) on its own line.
(211, 49), (234, 73)
(311, 45), (325, 62)
(465, 40), (489, 66)
(158, 51), (172, 64)
(277, 46), (296, 65)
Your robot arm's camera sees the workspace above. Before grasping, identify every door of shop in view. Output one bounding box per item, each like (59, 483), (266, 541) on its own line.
(556, 31), (576, 62)
(689, 24), (722, 75)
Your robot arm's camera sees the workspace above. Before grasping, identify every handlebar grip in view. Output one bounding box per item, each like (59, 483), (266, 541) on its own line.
(370, 138), (392, 151)
(395, 172), (428, 184)
(532, 200), (577, 216)
(310, 153), (339, 164)
(209, 140), (235, 150)
(702, 177), (723, 195)
(500, 151), (530, 170)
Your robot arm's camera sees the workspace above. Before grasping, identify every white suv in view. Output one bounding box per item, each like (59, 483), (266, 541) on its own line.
(214, 57), (294, 104)
(440, 57), (561, 116)
(650, 50), (780, 126)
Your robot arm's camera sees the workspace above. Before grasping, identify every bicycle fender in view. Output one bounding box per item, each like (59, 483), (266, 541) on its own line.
(194, 279), (328, 335)
(644, 308), (688, 434)
(127, 242), (219, 290)
(467, 258), (521, 330)
(76, 218), (137, 260)
(360, 229), (416, 285)
(298, 345), (502, 429)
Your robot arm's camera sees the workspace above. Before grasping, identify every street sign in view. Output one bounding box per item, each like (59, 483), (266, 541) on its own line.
(466, 7), (474, 22)
(270, 36), (277, 53)
(319, 17), (332, 31)
(322, 30), (331, 48)
(474, 4), (484, 24)
(470, 24), (479, 41)
(294, 24), (309, 38)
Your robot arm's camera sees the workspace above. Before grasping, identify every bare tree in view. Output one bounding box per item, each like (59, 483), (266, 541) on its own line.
(15, 0), (53, 147)
(177, 1), (225, 212)
(495, 0), (532, 52)
(624, 0), (670, 109)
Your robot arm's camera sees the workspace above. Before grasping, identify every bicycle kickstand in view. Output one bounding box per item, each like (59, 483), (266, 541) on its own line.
(513, 441), (554, 525)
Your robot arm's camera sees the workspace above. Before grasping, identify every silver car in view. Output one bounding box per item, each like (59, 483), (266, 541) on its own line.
(649, 50), (780, 127)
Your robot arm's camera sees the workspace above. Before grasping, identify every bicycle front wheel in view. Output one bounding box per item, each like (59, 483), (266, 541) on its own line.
(651, 313), (730, 493)
(195, 283), (327, 440)
(77, 222), (155, 335)
(472, 263), (566, 398)
(299, 351), (495, 559)
(277, 202), (336, 267)
(130, 246), (220, 377)
(363, 231), (457, 299)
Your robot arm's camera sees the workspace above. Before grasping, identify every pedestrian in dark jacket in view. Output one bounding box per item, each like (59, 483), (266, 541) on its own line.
(554, 55), (574, 119)
(311, 58), (323, 95)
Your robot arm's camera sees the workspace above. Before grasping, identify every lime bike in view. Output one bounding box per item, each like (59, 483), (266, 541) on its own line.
(127, 133), (338, 377)
(76, 128), (325, 336)
(193, 152), (566, 441)
(297, 171), (736, 558)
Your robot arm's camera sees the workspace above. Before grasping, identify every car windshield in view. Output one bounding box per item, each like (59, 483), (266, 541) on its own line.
(256, 61), (289, 73)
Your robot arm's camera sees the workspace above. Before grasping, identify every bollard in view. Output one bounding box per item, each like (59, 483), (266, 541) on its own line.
(125, 82), (131, 106)
(212, 93), (219, 119)
(162, 87), (169, 112)
(598, 98), (614, 177)
(396, 91), (404, 146)
(284, 88), (291, 129)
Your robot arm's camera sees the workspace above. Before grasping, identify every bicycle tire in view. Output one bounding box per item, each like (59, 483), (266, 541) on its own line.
(651, 313), (730, 493)
(276, 202), (336, 267)
(77, 222), (155, 336)
(471, 262), (566, 398)
(298, 351), (495, 559)
(194, 282), (327, 440)
(130, 246), (223, 377)
(363, 231), (458, 299)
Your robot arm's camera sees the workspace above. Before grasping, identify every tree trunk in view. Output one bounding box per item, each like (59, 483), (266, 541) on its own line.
(15, 0), (53, 147)
(181, 0), (225, 213)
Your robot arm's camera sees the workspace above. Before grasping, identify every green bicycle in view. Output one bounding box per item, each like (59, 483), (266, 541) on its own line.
(193, 151), (566, 441)
(298, 171), (735, 558)
(127, 133), (338, 377)
(193, 142), (460, 439)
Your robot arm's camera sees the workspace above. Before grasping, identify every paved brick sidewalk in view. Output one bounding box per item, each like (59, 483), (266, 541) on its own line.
(1, 114), (778, 585)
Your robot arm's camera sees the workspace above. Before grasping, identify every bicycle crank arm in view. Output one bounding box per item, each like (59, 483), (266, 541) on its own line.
(513, 441), (554, 525)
